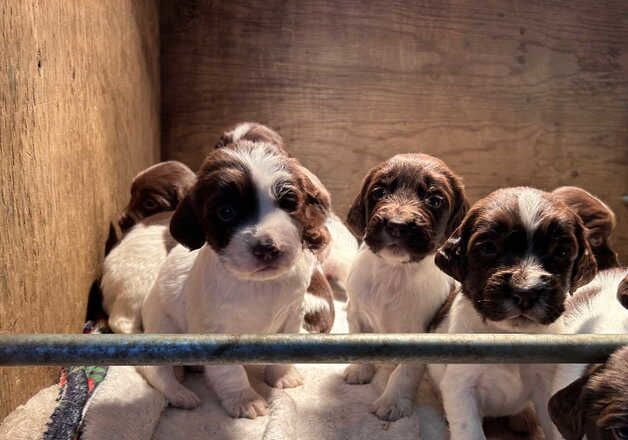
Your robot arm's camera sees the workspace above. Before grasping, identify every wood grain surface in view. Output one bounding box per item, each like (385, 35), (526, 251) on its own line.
(0, 1), (159, 419)
(161, 0), (628, 261)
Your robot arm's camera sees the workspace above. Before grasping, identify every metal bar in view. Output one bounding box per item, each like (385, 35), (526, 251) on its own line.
(0, 333), (626, 366)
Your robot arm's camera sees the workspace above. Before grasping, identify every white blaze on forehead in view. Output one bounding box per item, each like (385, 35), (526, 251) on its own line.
(515, 255), (550, 289)
(226, 144), (291, 218)
(517, 189), (545, 236)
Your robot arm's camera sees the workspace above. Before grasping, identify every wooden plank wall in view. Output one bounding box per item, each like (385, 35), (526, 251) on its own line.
(161, 0), (628, 261)
(0, 1), (160, 418)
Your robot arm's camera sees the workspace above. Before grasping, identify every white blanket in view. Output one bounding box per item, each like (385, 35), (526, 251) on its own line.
(151, 301), (448, 440)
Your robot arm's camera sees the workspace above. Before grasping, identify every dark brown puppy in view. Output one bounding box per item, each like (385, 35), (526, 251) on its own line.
(549, 345), (628, 440)
(430, 187), (598, 439)
(436, 187), (597, 327)
(552, 186), (619, 270)
(347, 153), (468, 263)
(119, 161), (196, 232)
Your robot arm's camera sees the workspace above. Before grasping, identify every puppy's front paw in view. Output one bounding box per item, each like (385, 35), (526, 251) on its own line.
(165, 384), (201, 409)
(265, 365), (304, 389)
(343, 363), (375, 384)
(221, 388), (268, 419)
(370, 394), (414, 421)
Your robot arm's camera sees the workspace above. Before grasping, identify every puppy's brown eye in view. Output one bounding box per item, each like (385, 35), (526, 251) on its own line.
(371, 187), (388, 201)
(554, 246), (571, 260)
(217, 205), (237, 222)
(478, 242), (497, 258)
(278, 191), (299, 212)
(426, 194), (444, 209)
(143, 199), (157, 210)
(612, 427), (628, 440)
(589, 234), (603, 247)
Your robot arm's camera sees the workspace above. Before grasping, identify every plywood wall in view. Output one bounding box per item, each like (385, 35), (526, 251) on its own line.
(162, 0), (628, 261)
(0, 1), (160, 418)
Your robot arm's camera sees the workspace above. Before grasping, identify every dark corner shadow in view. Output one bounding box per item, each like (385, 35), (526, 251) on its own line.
(84, 222), (119, 325)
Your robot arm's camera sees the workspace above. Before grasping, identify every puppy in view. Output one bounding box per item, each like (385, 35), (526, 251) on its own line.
(550, 346), (628, 440)
(118, 161), (196, 232)
(549, 269), (628, 440)
(343, 153), (468, 421)
(428, 186), (597, 439)
(552, 186), (619, 270)
(217, 122), (358, 332)
(101, 212), (177, 333)
(138, 135), (331, 418)
(219, 122), (358, 296)
(101, 161), (195, 334)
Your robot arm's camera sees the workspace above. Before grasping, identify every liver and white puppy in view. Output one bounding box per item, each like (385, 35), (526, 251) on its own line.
(344, 153), (468, 421)
(552, 186), (619, 270)
(549, 269), (628, 440)
(217, 122), (358, 332)
(428, 187), (597, 439)
(101, 161), (196, 334)
(118, 161), (196, 232)
(138, 137), (330, 418)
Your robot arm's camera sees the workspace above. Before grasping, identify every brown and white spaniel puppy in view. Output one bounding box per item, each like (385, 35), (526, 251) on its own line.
(216, 122), (358, 332)
(427, 187), (597, 440)
(118, 161), (196, 232)
(549, 269), (628, 440)
(138, 134), (331, 418)
(550, 347), (628, 440)
(344, 153), (468, 421)
(552, 186), (619, 270)
(101, 161), (196, 334)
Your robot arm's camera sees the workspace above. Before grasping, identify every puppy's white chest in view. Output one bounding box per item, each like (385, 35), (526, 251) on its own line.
(184, 246), (313, 333)
(347, 248), (451, 332)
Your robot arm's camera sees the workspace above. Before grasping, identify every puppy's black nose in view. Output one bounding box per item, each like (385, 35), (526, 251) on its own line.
(512, 288), (541, 310)
(251, 239), (280, 262)
(385, 219), (410, 238)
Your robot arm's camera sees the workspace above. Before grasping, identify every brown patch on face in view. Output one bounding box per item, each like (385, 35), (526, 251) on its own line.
(552, 186), (619, 271)
(170, 141), (331, 254)
(435, 187), (597, 326)
(549, 346), (628, 440)
(215, 122), (287, 154)
(303, 266), (335, 333)
(346, 153), (468, 263)
(119, 161), (196, 232)
(215, 123), (331, 253)
(169, 149), (257, 251)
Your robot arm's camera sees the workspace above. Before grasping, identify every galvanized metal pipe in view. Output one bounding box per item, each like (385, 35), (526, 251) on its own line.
(0, 333), (626, 366)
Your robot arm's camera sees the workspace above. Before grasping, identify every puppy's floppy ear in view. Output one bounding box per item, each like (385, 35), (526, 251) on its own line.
(170, 193), (205, 250)
(435, 210), (475, 282)
(570, 217), (598, 294)
(548, 374), (588, 440)
(445, 173), (469, 238)
(294, 163), (332, 251)
(346, 171), (376, 239)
